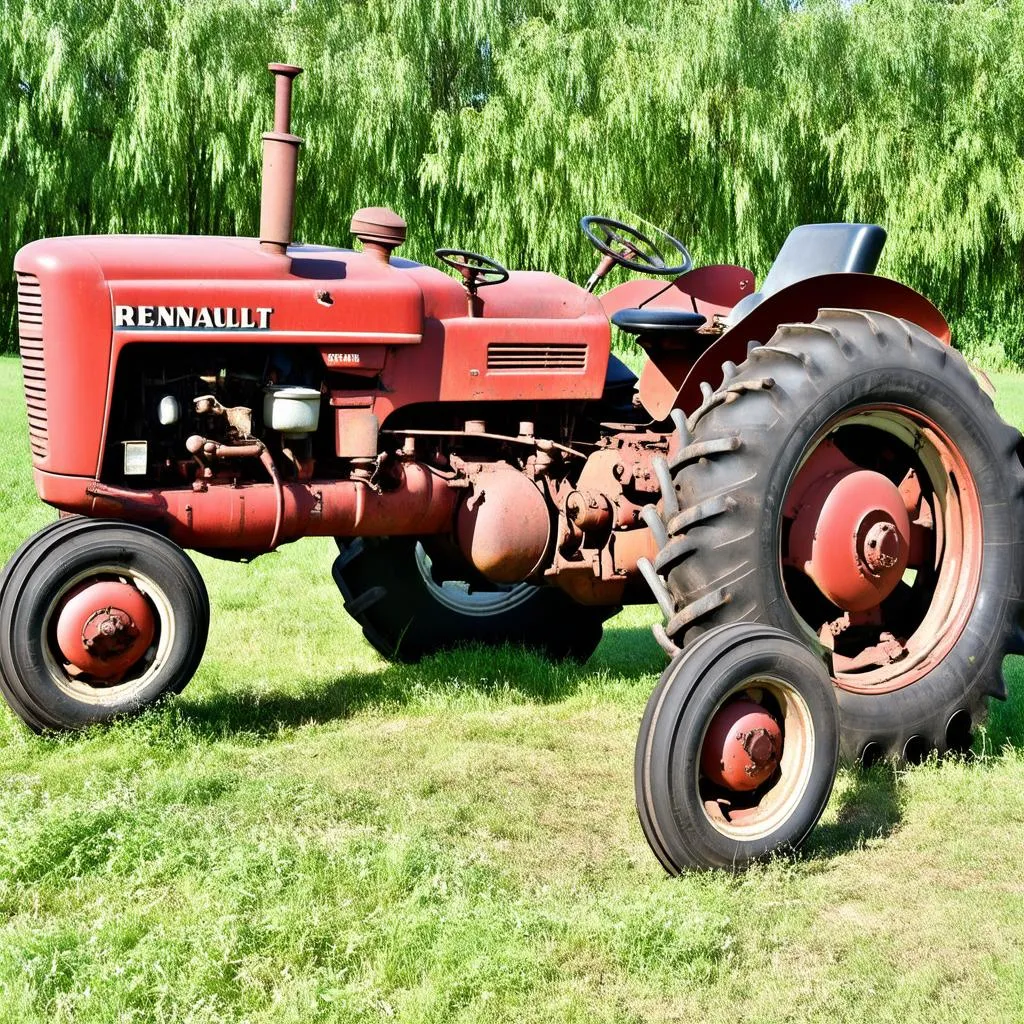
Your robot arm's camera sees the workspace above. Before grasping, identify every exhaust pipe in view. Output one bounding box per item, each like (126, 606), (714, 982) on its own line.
(259, 62), (303, 255)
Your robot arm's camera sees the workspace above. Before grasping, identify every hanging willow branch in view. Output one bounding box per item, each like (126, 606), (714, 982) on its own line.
(2, 0), (1022, 361)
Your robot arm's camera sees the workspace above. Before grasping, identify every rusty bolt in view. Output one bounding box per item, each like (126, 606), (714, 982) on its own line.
(740, 727), (778, 774)
(863, 521), (900, 573)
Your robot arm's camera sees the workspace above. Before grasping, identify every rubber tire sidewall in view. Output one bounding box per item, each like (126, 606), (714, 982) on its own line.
(334, 537), (612, 663)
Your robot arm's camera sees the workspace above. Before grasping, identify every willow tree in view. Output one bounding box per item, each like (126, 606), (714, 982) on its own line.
(2, 0), (1022, 361)
(421, 0), (1024, 356)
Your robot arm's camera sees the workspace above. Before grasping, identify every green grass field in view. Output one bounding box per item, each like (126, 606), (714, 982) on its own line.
(2, 356), (1024, 1023)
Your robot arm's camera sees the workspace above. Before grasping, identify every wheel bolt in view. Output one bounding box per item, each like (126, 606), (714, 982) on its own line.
(742, 727), (777, 770)
(863, 520), (901, 573)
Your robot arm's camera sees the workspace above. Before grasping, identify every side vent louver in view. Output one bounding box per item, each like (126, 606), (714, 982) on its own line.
(487, 343), (588, 373)
(16, 272), (48, 459)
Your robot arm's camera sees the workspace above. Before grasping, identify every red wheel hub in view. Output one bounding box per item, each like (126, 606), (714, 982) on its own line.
(55, 580), (156, 680)
(781, 411), (982, 693)
(701, 699), (783, 792)
(788, 455), (911, 613)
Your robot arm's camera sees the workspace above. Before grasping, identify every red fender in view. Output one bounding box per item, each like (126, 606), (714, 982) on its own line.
(648, 273), (951, 422)
(599, 264), (755, 319)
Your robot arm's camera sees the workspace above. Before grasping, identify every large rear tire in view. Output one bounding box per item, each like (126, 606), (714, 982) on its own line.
(333, 537), (613, 663)
(644, 309), (1024, 762)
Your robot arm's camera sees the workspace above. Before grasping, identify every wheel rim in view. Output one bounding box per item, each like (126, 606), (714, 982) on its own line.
(41, 565), (175, 702)
(781, 404), (982, 694)
(413, 543), (536, 617)
(697, 675), (816, 841)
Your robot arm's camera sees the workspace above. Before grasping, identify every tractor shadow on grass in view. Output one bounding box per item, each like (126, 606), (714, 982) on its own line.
(177, 623), (665, 740)
(802, 762), (903, 858)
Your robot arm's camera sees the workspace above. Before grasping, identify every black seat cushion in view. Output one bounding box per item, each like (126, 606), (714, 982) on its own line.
(611, 307), (707, 336)
(760, 222), (885, 292)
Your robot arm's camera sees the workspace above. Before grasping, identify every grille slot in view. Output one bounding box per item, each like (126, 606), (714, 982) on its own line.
(16, 272), (47, 459)
(486, 343), (588, 373)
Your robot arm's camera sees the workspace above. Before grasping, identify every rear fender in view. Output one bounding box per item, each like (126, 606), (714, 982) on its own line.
(663, 273), (951, 422)
(598, 264), (755, 320)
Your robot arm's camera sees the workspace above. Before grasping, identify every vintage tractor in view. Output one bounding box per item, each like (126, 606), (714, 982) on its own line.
(6, 63), (1023, 870)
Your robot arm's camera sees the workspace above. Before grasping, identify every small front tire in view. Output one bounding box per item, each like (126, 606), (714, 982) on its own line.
(0, 520), (209, 731)
(635, 622), (840, 872)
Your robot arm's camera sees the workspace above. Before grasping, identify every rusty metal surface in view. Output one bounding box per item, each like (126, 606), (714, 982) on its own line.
(545, 437), (665, 604)
(455, 465), (552, 583)
(700, 698), (783, 792)
(672, 275), (952, 420)
(55, 579), (156, 680)
(351, 207), (407, 264)
(14, 232), (610, 489)
(786, 444), (911, 612)
(565, 490), (613, 535)
(336, 410), (380, 460)
(38, 462), (459, 552)
(780, 406), (982, 693)
(598, 264), (755, 319)
(259, 63), (303, 256)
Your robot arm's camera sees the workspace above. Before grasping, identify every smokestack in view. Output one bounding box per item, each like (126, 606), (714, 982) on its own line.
(259, 62), (303, 255)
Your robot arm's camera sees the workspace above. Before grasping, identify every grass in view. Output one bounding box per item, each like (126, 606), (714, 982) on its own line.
(1, 355), (1024, 1022)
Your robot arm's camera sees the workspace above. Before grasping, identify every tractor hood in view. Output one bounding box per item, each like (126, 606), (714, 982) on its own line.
(16, 233), (602, 346)
(13, 233), (609, 479)
(18, 234), (427, 347)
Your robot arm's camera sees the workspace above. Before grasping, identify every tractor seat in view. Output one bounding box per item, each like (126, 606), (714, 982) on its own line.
(611, 307), (707, 336)
(725, 223), (886, 326)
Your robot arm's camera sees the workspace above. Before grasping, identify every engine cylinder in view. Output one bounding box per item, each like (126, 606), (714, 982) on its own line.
(456, 466), (551, 583)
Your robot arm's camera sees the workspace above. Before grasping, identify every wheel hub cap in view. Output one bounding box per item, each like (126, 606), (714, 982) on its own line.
(55, 580), (156, 679)
(790, 468), (911, 612)
(701, 699), (783, 791)
(861, 519), (901, 572)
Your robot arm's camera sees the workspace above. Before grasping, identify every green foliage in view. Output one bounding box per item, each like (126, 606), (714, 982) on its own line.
(2, 0), (1023, 362)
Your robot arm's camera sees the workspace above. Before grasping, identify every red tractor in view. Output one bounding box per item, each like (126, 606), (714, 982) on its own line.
(6, 64), (1023, 870)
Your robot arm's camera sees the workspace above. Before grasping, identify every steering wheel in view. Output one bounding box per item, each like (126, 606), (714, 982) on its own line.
(580, 216), (692, 276)
(435, 249), (510, 287)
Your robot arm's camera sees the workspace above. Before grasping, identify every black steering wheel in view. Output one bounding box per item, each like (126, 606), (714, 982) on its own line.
(435, 249), (510, 287)
(580, 216), (692, 276)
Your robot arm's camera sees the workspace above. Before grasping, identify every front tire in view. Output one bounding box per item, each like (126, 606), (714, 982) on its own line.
(635, 622), (840, 872)
(0, 520), (209, 731)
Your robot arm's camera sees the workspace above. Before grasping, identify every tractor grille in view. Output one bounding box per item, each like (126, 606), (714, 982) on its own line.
(486, 343), (588, 373)
(16, 273), (48, 459)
